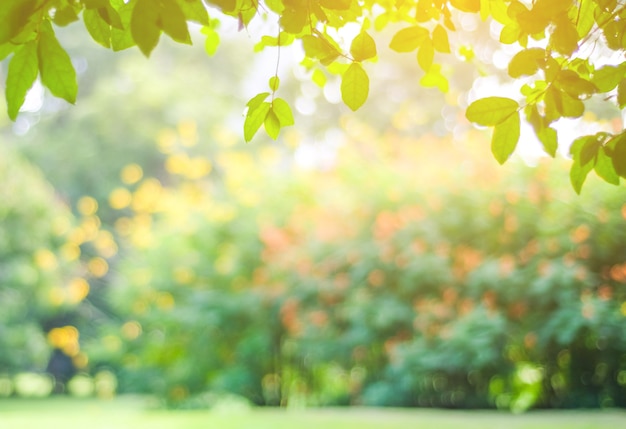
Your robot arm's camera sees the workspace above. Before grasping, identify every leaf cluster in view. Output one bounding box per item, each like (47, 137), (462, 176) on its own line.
(3, 1), (626, 191)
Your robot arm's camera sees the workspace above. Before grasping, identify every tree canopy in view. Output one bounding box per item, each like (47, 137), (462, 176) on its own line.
(2, 0), (626, 192)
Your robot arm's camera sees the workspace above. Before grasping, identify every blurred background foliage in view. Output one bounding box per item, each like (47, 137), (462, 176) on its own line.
(1, 22), (626, 412)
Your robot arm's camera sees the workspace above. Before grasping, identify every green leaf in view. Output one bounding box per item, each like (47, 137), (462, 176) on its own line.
(569, 158), (593, 194)
(592, 65), (623, 92)
(612, 134), (626, 178)
(5, 40), (38, 120)
(131, 0), (160, 56)
(280, 7), (308, 34)
(247, 92), (270, 110)
(111, 1), (135, 51)
(160, 0), (191, 44)
(417, 38), (434, 72)
(312, 69), (327, 87)
(98, 4), (124, 30)
(37, 21), (77, 104)
(432, 25), (450, 53)
(264, 109), (281, 140)
(491, 111), (520, 164)
(389, 26), (428, 53)
(0, 0), (37, 45)
(272, 98), (294, 126)
(550, 16), (579, 55)
(341, 62), (369, 111)
(53, 5), (80, 27)
(555, 70), (597, 99)
(617, 79), (626, 109)
(84, 8), (112, 49)
(319, 0), (352, 10)
(576, 0), (596, 38)
(177, 0), (209, 26)
(302, 35), (340, 63)
(466, 97), (519, 126)
(203, 27), (220, 56)
(420, 65), (449, 93)
(244, 101), (271, 142)
(269, 76), (280, 91)
(450, 0), (480, 13)
(350, 31), (377, 62)
(595, 147), (620, 185)
(508, 48), (545, 78)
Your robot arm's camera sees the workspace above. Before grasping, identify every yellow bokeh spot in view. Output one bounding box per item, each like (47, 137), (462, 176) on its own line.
(88, 257), (109, 278)
(73, 353), (89, 369)
(156, 292), (175, 310)
(130, 268), (152, 286)
(80, 216), (101, 242)
(185, 157), (212, 180)
(114, 217), (132, 236)
(109, 187), (132, 210)
(52, 216), (71, 237)
(93, 231), (118, 259)
(68, 278), (90, 303)
(157, 128), (178, 154)
(77, 196), (98, 216)
(132, 178), (163, 213)
(48, 287), (65, 307)
(121, 321), (142, 340)
(173, 267), (194, 285)
(34, 249), (58, 271)
(60, 243), (81, 262)
(48, 326), (80, 356)
(165, 153), (189, 175)
(177, 120), (198, 147)
(621, 302), (626, 316)
(120, 163), (143, 185)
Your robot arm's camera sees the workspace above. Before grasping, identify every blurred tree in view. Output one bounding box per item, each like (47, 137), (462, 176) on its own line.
(2, 1), (626, 191)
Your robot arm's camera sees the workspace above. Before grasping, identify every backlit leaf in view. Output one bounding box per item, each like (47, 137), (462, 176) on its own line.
(576, 0), (595, 38)
(417, 38), (434, 71)
(617, 79), (626, 109)
(595, 147), (620, 185)
(160, 0), (192, 44)
(432, 25), (450, 53)
(272, 98), (294, 126)
(491, 111), (520, 164)
(592, 65), (623, 92)
(111, 1), (135, 51)
(264, 109), (281, 140)
(569, 157), (593, 194)
(84, 8), (112, 48)
(450, 0), (480, 13)
(0, 0), (37, 45)
(508, 48), (545, 78)
(244, 101), (271, 142)
(466, 97), (519, 126)
(612, 134), (626, 178)
(350, 31), (377, 61)
(131, 0), (161, 56)
(550, 16), (578, 55)
(5, 40), (38, 120)
(341, 62), (369, 111)
(37, 21), (77, 104)
(389, 26), (428, 52)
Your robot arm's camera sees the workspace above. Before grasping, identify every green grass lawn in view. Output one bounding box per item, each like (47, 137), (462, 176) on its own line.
(0, 397), (624, 429)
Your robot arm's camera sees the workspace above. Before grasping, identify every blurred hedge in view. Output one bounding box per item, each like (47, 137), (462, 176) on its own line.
(86, 128), (626, 410)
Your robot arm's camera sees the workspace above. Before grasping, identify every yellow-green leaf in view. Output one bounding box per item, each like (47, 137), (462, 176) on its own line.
(466, 97), (519, 126)
(432, 25), (450, 53)
(389, 26), (428, 53)
(272, 98), (294, 127)
(592, 65), (623, 92)
(508, 48), (545, 78)
(264, 108), (281, 140)
(203, 27), (220, 56)
(5, 40), (38, 120)
(131, 0), (161, 56)
(37, 21), (77, 104)
(341, 62), (369, 111)
(0, 0), (37, 44)
(550, 16), (578, 55)
(160, 0), (191, 44)
(350, 31), (377, 61)
(595, 147), (620, 185)
(491, 111), (520, 164)
(417, 38), (434, 72)
(269, 76), (280, 91)
(84, 8), (112, 48)
(618, 78), (626, 109)
(244, 100), (271, 142)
